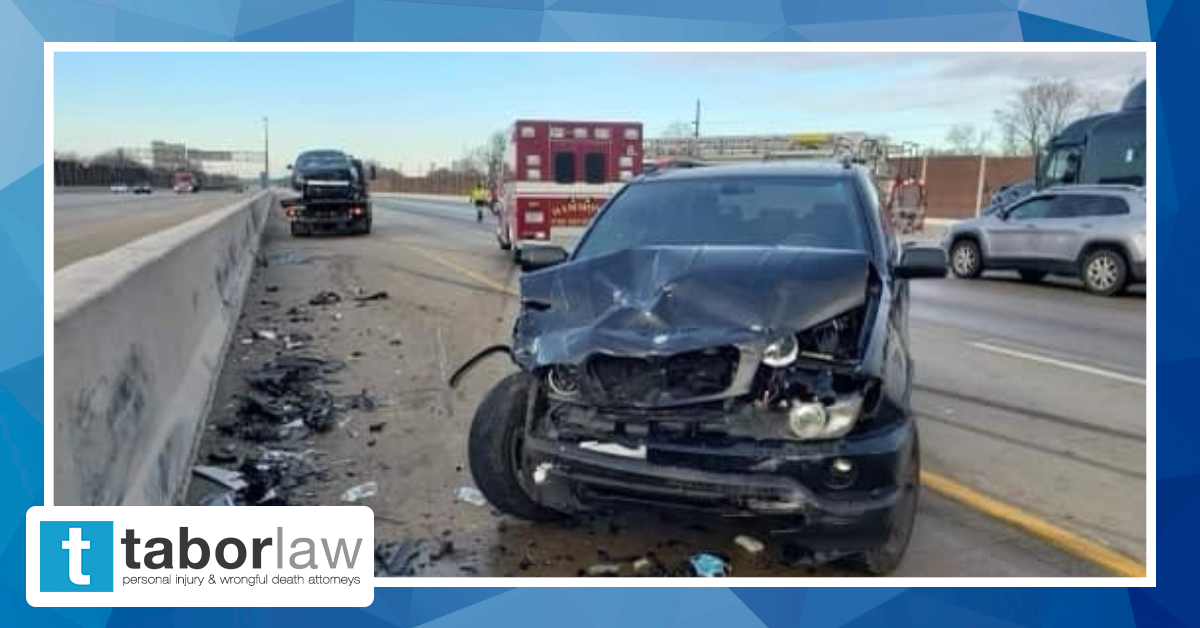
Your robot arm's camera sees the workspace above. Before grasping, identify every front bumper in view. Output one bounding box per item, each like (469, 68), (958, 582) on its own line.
(514, 227), (585, 253)
(294, 215), (366, 232)
(522, 412), (915, 549)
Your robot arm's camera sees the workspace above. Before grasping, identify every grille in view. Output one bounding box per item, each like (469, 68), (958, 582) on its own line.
(586, 346), (739, 404)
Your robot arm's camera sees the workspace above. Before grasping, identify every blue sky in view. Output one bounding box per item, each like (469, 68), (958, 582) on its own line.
(54, 52), (1144, 176)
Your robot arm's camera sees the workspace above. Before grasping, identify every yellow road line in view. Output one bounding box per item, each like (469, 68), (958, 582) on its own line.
(402, 244), (518, 297)
(401, 239), (1147, 578)
(921, 469), (1146, 577)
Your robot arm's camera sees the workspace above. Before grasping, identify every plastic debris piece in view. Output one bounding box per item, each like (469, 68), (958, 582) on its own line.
(309, 291), (342, 306)
(456, 486), (487, 507)
(343, 389), (378, 412)
(632, 556), (668, 577)
(193, 465), (248, 492)
(375, 540), (424, 577)
(354, 291), (389, 302)
(585, 563), (621, 577)
(255, 329), (279, 341)
(687, 552), (732, 577)
(734, 535), (765, 555)
(342, 481), (378, 503)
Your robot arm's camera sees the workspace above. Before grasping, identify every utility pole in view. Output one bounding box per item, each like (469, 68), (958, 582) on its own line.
(693, 99), (701, 138)
(263, 115), (270, 188)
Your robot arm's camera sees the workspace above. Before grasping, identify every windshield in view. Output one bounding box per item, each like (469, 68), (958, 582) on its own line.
(1038, 146), (1082, 187)
(574, 176), (867, 260)
(296, 151), (350, 170)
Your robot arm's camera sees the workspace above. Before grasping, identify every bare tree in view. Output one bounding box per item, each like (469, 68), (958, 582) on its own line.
(465, 130), (508, 184)
(993, 77), (1096, 157)
(944, 123), (992, 155)
(481, 130), (507, 184)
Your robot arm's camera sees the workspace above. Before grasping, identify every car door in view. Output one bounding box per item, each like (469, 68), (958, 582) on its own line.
(986, 195), (1054, 261)
(1035, 194), (1090, 263)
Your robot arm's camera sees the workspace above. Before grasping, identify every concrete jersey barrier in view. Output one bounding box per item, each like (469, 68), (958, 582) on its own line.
(54, 190), (273, 505)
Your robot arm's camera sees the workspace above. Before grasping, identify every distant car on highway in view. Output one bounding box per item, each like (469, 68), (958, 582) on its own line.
(109, 184), (129, 194)
(132, 184), (153, 194)
(461, 162), (947, 575)
(173, 171), (199, 193)
(943, 185), (1146, 296)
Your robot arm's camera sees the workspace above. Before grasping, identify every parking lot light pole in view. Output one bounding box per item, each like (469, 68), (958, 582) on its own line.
(263, 116), (270, 189)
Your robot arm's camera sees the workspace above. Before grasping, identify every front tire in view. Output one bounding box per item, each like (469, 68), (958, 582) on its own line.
(499, 225), (512, 251)
(1081, 248), (1128, 296)
(467, 373), (563, 522)
(950, 239), (983, 279)
(847, 432), (919, 575)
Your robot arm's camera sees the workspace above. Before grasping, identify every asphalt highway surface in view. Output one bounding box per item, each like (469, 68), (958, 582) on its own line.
(54, 188), (258, 269)
(190, 195), (1146, 578)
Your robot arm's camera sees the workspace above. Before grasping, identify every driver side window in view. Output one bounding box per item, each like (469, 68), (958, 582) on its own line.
(1006, 197), (1054, 221)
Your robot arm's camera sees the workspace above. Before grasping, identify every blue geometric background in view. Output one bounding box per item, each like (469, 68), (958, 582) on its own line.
(1, 0), (1190, 626)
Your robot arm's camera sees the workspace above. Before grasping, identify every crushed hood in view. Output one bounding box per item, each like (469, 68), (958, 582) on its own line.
(514, 246), (870, 367)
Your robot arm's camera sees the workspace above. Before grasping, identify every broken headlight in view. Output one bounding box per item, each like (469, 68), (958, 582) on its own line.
(787, 394), (863, 440)
(762, 334), (799, 367)
(795, 310), (862, 362)
(546, 365), (582, 397)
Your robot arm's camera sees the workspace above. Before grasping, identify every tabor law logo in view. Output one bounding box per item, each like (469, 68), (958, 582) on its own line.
(39, 521), (115, 592)
(28, 507), (373, 607)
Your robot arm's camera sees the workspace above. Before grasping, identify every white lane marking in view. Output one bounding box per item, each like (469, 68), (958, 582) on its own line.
(969, 341), (1146, 387)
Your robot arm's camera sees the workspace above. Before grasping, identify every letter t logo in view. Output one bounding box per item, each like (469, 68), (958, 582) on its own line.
(62, 527), (91, 585)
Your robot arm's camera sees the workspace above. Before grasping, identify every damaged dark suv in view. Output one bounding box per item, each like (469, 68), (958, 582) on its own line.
(463, 162), (947, 574)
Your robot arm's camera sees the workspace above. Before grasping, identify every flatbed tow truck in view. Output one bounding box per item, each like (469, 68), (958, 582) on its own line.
(281, 150), (376, 236)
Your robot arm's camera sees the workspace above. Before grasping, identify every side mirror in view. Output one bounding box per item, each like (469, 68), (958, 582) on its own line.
(520, 246), (569, 272)
(286, 164), (293, 170)
(895, 245), (947, 279)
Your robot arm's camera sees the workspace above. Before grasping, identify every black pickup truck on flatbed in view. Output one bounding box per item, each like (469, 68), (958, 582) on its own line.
(282, 149), (376, 236)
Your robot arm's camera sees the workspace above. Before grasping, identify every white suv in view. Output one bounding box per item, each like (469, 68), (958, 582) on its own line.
(943, 185), (1146, 296)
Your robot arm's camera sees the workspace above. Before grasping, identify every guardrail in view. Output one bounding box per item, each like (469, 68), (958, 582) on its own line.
(53, 190), (273, 505)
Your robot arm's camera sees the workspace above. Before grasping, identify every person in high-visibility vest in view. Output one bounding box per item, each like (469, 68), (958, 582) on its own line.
(469, 183), (490, 222)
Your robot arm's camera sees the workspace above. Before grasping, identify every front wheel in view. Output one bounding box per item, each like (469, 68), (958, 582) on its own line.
(847, 432), (919, 575)
(467, 373), (564, 522)
(1081, 248), (1129, 296)
(498, 225), (512, 251)
(950, 239), (983, 279)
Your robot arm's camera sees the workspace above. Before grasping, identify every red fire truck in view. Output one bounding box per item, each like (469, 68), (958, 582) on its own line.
(495, 119), (643, 262)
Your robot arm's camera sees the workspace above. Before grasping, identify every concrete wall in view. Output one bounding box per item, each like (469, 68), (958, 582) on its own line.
(54, 191), (272, 505)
